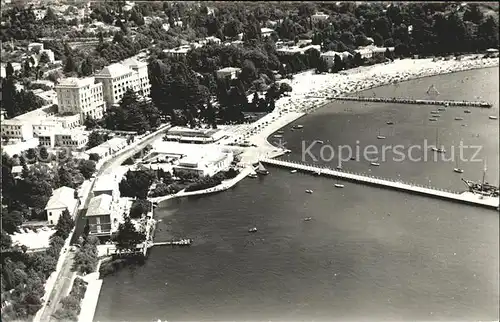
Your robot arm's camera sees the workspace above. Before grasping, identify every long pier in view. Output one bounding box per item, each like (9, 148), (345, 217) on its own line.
(334, 96), (492, 108)
(260, 158), (499, 209)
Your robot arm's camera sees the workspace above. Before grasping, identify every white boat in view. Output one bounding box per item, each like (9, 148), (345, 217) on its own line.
(430, 110), (440, 114)
(334, 183), (345, 188)
(429, 118), (437, 121)
(430, 129), (446, 153)
(453, 152), (463, 173)
(248, 227), (257, 233)
(294, 125), (304, 129)
(370, 162), (380, 166)
(290, 169), (297, 173)
(248, 173), (258, 178)
(386, 121), (394, 125)
(255, 162), (269, 175)
(438, 107), (446, 111)
(454, 117), (464, 121)
(350, 157), (356, 161)
(489, 116), (498, 120)
(464, 110), (471, 113)
(274, 134), (283, 138)
(303, 217), (312, 221)
(376, 129), (386, 139)
(305, 189), (313, 194)
(317, 140), (324, 144)
(427, 84), (440, 95)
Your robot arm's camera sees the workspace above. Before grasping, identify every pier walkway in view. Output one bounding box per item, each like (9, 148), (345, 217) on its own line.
(260, 158), (499, 209)
(333, 96), (492, 108)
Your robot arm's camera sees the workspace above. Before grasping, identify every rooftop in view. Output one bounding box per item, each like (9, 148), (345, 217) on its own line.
(93, 174), (118, 192)
(122, 58), (148, 69)
(95, 63), (134, 79)
(45, 186), (77, 210)
(86, 194), (113, 217)
(217, 67), (242, 73)
(56, 77), (97, 88)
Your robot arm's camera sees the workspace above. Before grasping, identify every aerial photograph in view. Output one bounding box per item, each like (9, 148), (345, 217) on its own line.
(0, 1), (499, 321)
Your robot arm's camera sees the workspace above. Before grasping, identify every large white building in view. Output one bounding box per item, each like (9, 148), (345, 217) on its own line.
(45, 186), (78, 225)
(173, 150), (233, 177)
(55, 77), (105, 123)
(1, 119), (34, 142)
(94, 59), (151, 107)
(320, 51), (353, 67)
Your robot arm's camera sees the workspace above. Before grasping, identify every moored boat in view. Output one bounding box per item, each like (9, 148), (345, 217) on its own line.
(464, 110), (471, 113)
(334, 183), (345, 188)
(454, 117), (464, 121)
(489, 115), (498, 120)
(386, 121), (394, 125)
(290, 169), (297, 173)
(255, 162), (269, 175)
(248, 227), (257, 233)
(303, 217), (312, 221)
(370, 162), (380, 166)
(305, 189), (313, 194)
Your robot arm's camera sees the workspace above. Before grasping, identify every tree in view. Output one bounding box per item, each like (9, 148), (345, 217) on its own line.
(87, 131), (107, 149)
(39, 52), (51, 65)
(63, 54), (77, 74)
(78, 160), (96, 180)
(2, 211), (24, 234)
(56, 166), (74, 188)
(385, 48), (394, 61)
(316, 57), (328, 73)
(279, 82), (292, 95)
(53, 209), (74, 240)
(39, 146), (49, 162)
(114, 216), (146, 251)
(6, 62), (14, 77)
(1, 229), (13, 250)
(129, 199), (151, 219)
(119, 170), (156, 199)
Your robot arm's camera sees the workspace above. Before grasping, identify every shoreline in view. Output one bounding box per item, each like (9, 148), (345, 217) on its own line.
(254, 57), (498, 153)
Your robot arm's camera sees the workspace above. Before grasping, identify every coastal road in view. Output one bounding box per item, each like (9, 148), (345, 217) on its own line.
(37, 125), (171, 321)
(39, 251), (75, 322)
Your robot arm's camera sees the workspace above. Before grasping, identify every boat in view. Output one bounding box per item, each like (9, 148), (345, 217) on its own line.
(430, 111), (440, 114)
(461, 162), (499, 197)
(277, 130), (284, 134)
(303, 217), (312, 221)
(453, 149), (463, 173)
(315, 170), (321, 175)
(438, 107), (446, 111)
(350, 157), (356, 161)
(305, 189), (313, 194)
(426, 84), (440, 95)
(386, 121), (394, 125)
(489, 116), (498, 120)
(430, 128), (446, 153)
(273, 134), (283, 138)
(433, 114), (441, 118)
(284, 149), (292, 154)
(464, 110), (471, 113)
(370, 162), (380, 166)
(429, 118), (437, 121)
(255, 162), (269, 175)
(248, 173), (258, 178)
(290, 169), (297, 173)
(336, 165), (342, 170)
(454, 117), (464, 121)
(334, 183), (345, 188)
(294, 125), (304, 129)
(376, 129), (386, 139)
(248, 227), (257, 233)
(317, 140), (324, 144)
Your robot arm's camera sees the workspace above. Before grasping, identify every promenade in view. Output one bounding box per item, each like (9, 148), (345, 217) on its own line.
(261, 158), (499, 209)
(334, 96), (492, 108)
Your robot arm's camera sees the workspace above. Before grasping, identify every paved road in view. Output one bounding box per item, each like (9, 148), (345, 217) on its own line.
(39, 251), (75, 322)
(36, 126), (170, 322)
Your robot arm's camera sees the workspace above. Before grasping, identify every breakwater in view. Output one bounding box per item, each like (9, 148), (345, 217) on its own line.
(260, 158), (499, 209)
(334, 96), (492, 108)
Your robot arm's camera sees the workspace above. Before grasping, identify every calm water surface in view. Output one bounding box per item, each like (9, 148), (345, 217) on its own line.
(95, 67), (499, 322)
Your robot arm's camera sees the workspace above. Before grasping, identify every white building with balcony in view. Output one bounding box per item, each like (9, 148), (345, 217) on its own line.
(55, 77), (105, 123)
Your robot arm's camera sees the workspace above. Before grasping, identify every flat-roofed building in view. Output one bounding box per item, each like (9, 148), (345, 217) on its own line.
(162, 44), (202, 58)
(165, 126), (226, 144)
(45, 186), (78, 225)
(84, 137), (128, 159)
(86, 194), (113, 236)
(1, 119), (34, 142)
(173, 150), (233, 177)
(216, 67), (241, 80)
(93, 174), (119, 200)
(261, 27), (274, 38)
(122, 58), (151, 98)
(320, 51), (353, 67)
(276, 45), (321, 56)
(55, 77), (105, 123)
(311, 12), (329, 23)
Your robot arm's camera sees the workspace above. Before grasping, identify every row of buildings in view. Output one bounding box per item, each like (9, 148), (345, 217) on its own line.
(2, 57), (151, 151)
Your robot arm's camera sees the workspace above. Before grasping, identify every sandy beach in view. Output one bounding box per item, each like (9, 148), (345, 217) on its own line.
(232, 56), (499, 163)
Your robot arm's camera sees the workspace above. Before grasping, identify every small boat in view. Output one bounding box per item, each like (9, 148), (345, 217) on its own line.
(464, 110), (471, 113)
(350, 157), (356, 161)
(290, 169), (297, 173)
(255, 162), (269, 175)
(284, 149), (292, 154)
(316, 140), (324, 144)
(277, 130), (284, 134)
(430, 111), (440, 114)
(386, 121), (394, 125)
(294, 125), (304, 129)
(454, 117), (464, 121)
(274, 134), (283, 138)
(489, 116), (498, 120)
(427, 84), (440, 95)
(305, 189), (313, 194)
(334, 183), (345, 188)
(248, 173), (258, 178)
(438, 107), (446, 111)
(315, 170), (321, 175)
(433, 114), (441, 118)
(429, 118), (437, 121)
(370, 162), (380, 166)
(431, 128), (446, 154)
(376, 129), (385, 139)
(303, 217), (312, 221)
(336, 165), (342, 170)
(248, 227), (257, 233)
(453, 153), (463, 173)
